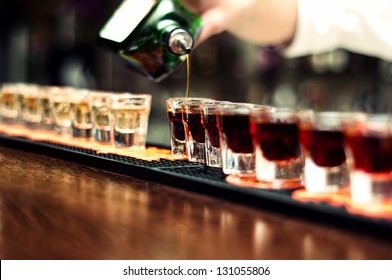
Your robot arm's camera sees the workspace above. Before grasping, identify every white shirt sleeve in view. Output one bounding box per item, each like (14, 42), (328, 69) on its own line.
(284, 0), (392, 61)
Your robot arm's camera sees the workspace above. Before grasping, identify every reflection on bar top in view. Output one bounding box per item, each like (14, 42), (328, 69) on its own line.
(0, 124), (177, 162)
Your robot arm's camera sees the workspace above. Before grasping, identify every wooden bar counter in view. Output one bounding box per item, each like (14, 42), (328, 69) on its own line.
(0, 145), (392, 260)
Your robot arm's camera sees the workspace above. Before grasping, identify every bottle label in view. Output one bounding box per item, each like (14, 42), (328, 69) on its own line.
(99, 0), (156, 43)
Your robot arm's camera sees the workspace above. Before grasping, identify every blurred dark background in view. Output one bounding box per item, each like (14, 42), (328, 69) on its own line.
(2, 0), (392, 147)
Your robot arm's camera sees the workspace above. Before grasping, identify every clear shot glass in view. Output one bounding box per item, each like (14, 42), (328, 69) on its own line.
(250, 107), (304, 188)
(109, 93), (152, 148)
(90, 91), (112, 144)
(39, 86), (55, 131)
(182, 98), (214, 163)
(201, 100), (230, 168)
(217, 103), (269, 177)
(343, 113), (392, 204)
(298, 111), (351, 193)
(22, 84), (42, 129)
(0, 83), (19, 125)
(70, 89), (93, 139)
(48, 86), (73, 137)
(166, 97), (188, 158)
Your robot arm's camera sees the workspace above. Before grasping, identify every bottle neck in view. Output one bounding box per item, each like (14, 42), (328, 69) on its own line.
(166, 27), (193, 55)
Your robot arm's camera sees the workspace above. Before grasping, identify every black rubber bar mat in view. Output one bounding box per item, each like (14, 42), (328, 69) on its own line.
(0, 132), (391, 238)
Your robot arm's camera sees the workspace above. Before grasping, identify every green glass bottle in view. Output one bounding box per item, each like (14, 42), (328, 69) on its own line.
(98, 0), (202, 82)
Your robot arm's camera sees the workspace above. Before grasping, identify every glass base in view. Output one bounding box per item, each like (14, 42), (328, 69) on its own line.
(205, 142), (222, 168)
(255, 152), (303, 186)
(304, 158), (349, 193)
(171, 137), (186, 158)
(222, 149), (255, 176)
(94, 129), (112, 144)
(72, 127), (93, 139)
(114, 131), (146, 148)
(55, 126), (73, 137)
(350, 170), (392, 203)
(187, 140), (205, 164)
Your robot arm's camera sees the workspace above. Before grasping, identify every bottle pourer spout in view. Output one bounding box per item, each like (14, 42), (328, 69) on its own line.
(168, 28), (194, 55)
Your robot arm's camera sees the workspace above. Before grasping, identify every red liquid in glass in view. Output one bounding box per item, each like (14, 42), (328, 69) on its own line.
(218, 114), (253, 153)
(183, 112), (205, 143)
(345, 134), (392, 173)
(300, 129), (346, 167)
(201, 113), (220, 148)
(251, 122), (300, 161)
(167, 111), (185, 141)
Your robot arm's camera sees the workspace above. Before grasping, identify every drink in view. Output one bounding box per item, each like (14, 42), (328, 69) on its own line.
(110, 94), (152, 149)
(217, 103), (263, 176)
(251, 122), (300, 161)
(201, 101), (229, 168)
(345, 134), (392, 173)
(53, 101), (71, 128)
(24, 95), (42, 124)
(90, 91), (112, 143)
(48, 87), (73, 136)
(166, 97), (188, 158)
(167, 111), (185, 141)
(300, 128), (346, 167)
(112, 106), (149, 147)
(1, 91), (18, 121)
(71, 102), (91, 128)
(71, 101), (93, 138)
(182, 98), (213, 163)
(218, 114), (253, 153)
(92, 105), (110, 128)
(250, 107), (303, 187)
(201, 113), (220, 148)
(182, 112), (205, 143)
(98, 0), (202, 82)
(343, 114), (392, 203)
(298, 111), (351, 192)
(185, 52), (191, 99)
(41, 96), (54, 128)
(16, 92), (25, 123)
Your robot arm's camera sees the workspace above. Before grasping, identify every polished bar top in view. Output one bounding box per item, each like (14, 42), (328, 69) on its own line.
(0, 146), (391, 260)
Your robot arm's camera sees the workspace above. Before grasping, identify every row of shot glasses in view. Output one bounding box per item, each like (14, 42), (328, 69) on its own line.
(0, 83), (152, 148)
(166, 97), (392, 208)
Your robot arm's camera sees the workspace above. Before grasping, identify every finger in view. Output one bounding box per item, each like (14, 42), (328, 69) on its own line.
(195, 8), (226, 45)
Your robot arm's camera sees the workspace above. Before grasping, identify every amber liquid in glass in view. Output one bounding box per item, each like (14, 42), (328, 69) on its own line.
(183, 112), (205, 143)
(300, 129), (346, 167)
(251, 122), (300, 161)
(346, 134), (392, 173)
(201, 113), (220, 148)
(218, 114), (253, 153)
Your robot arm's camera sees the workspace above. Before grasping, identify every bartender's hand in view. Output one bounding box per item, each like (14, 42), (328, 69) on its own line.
(181, 0), (297, 46)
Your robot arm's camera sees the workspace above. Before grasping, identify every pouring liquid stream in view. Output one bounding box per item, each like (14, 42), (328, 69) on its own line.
(185, 50), (191, 99)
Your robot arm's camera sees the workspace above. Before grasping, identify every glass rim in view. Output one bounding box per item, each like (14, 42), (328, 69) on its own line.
(110, 93), (152, 99)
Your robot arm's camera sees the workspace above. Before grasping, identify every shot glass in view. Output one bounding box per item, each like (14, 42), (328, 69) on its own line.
(201, 100), (230, 167)
(69, 89), (93, 139)
(109, 93), (152, 148)
(250, 107), (304, 187)
(343, 114), (392, 203)
(166, 98), (188, 158)
(39, 86), (55, 130)
(22, 84), (42, 129)
(182, 98), (214, 163)
(217, 103), (269, 176)
(0, 83), (19, 124)
(90, 91), (112, 144)
(14, 83), (27, 125)
(49, 86), (73, 137)
(298, 111), (350, 193)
